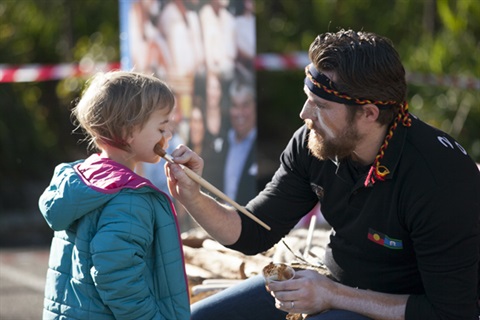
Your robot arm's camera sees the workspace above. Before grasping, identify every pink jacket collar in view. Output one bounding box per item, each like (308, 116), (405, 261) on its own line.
(74, 153), (156, 194)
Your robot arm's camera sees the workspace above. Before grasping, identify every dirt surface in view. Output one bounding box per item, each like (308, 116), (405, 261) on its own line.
(0, 247), (48, 320)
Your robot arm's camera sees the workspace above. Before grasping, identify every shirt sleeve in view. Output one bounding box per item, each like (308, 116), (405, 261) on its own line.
(404, 179), (479, 320)
(227, 126), (319, 255)
(90, 192), (163, 320)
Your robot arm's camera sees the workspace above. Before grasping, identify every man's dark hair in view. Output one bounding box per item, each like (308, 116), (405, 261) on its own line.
(308, 29), (407, 125)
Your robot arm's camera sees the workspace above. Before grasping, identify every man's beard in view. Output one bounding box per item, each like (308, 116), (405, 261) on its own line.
(306, 119), (360, 161)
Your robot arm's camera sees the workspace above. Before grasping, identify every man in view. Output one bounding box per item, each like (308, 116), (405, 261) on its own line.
(222, 79), (257, 205)
(165, 29), (480, 319)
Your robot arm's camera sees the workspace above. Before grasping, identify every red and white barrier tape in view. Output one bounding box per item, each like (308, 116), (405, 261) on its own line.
(254, 53), (480, 90)
(0, 62), (120, 83)
(254, 52), (311, 71)
(405, 72), (480, 91)
(1, 54), (478, 90)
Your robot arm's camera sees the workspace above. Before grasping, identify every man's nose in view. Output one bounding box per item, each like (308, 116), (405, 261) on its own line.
(299, 100), (315, 120)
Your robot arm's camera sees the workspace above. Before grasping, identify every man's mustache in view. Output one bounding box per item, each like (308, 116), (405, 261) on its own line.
(305, 119), (314, 130)
(305, 119), (323, 136)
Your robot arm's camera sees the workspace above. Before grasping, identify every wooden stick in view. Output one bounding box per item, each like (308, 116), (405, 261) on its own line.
(303, 214), (317, 259)
(154, 144), (271, 230)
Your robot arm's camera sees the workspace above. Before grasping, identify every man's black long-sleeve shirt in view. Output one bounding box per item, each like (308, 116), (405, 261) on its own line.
(229, 115), (480, 319)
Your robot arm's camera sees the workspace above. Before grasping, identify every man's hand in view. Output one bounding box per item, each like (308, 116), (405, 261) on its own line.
(164, 144), (243, 245)
(267, 269), (408, 320)
(267, 269), (335, 315)
(165, 145), (203, 203)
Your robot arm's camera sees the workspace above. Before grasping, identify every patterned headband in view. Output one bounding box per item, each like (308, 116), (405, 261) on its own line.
(304, 63), (398, 108)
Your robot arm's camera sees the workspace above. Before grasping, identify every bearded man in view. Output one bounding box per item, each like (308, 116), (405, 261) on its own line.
(165, 29), (480, 320)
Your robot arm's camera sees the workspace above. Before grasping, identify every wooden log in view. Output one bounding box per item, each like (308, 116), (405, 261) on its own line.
(183, 246), (246, 279)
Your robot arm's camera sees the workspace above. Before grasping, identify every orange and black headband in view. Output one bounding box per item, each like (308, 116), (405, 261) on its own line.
(304, 63), (398, 108)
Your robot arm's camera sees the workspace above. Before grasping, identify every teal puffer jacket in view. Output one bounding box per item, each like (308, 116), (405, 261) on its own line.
(39, 154), (190, 319)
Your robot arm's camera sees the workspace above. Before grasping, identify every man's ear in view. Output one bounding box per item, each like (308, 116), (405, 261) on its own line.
(361, 104), (380, 123)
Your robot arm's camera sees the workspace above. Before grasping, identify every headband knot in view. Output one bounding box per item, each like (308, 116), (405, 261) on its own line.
(364, 101), (411, 187)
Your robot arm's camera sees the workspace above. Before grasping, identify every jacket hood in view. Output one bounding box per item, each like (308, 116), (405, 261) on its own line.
(39, 154), (157, 231)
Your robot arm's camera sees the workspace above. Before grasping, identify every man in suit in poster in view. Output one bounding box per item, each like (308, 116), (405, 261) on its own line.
(222, 78), (257, 205)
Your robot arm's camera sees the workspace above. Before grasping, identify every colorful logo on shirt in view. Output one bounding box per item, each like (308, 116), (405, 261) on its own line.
(367, 228), (403, 249)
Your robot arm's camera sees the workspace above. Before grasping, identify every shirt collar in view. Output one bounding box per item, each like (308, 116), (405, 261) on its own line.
(332, 120), (409, 187)
(375, 118), (408, 182)
(228, 127), (257, 145)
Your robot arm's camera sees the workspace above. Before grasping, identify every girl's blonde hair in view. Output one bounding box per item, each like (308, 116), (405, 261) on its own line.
(72, 71), (175, 152)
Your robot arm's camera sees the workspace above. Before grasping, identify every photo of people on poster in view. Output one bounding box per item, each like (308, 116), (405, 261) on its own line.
(119, 0), (257, 229)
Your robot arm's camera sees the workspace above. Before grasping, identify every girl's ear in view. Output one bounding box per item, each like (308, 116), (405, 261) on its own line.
(122, 128), (135, 148)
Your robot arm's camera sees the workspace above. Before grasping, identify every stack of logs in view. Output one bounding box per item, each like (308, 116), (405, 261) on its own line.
(182, 226), (331, 303)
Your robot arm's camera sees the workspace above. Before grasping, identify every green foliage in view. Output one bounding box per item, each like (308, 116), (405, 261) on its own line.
(0, 0), (479, 190)
(256, 0), (480, 162)
(0, 0), (119, 184)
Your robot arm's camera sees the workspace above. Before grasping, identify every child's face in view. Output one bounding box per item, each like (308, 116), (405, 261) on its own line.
(128, 107), (173, 164)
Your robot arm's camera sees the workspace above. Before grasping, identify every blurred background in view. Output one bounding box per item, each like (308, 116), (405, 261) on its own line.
(1, 0), (479, 250)
(0, 0), (479, 318)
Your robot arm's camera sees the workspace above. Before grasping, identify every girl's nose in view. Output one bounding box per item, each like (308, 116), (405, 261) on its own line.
(163, 129), (173, 141)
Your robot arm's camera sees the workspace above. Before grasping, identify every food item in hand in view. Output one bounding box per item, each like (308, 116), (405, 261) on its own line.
(262, 262), (295, 283)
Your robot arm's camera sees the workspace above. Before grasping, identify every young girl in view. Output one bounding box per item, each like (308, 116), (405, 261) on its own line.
(39, 71), (190, 319)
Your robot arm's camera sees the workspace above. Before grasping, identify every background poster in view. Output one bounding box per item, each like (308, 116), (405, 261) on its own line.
(119, 0), (257, 216)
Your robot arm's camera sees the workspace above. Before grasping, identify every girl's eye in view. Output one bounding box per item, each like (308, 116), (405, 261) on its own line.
(159, 129), (165, 134)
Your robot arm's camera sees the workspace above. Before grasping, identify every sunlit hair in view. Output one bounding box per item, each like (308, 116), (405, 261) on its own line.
(308, 29), (407, 125)
(72, 71), (175, 152)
